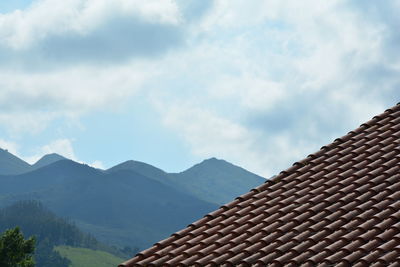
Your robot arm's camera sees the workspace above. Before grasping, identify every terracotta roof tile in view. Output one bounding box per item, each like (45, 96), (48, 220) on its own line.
(120, 103), (400, 266)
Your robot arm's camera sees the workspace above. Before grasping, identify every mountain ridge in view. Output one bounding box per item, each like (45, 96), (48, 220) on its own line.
(0, 158), (218, 249)
(0, 148), (32, 175)
(32, 153), (66, 170)
(0, 149), (69, 175)
(0, 149), (265, 249)
(169, 157), (265, 205)
(105, 157), (266, 205)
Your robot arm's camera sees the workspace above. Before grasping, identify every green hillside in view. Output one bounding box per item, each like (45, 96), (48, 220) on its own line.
(0, 160), (217, 249)
(0, 201), (126, 266)
(56, 246), (125, 267)
(0, 150), (265, 250)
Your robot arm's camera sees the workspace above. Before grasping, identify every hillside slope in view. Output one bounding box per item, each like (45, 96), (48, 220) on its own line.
(55, 246), (125, 267)
(0, 150), (265, 249)
(0, 148), (32, 175)
(106, 160), (168, 183)
(169, 158), (265, 205)
(0, 201), (121, 267)
(32, 153), (66, 170)
(107, 158), (265, 205)
(0, 160), (218, 249)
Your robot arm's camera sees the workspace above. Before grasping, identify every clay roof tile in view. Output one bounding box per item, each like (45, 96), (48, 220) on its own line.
(120, 103), (400, 266)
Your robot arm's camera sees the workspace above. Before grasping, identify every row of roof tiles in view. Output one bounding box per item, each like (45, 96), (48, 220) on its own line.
(121, 102), (400, 266)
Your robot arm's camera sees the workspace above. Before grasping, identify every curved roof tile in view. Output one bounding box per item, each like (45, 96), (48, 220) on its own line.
(121, 103), (400, 266)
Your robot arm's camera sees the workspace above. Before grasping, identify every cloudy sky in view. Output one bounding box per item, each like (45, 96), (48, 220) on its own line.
(0, 0), (398, 177)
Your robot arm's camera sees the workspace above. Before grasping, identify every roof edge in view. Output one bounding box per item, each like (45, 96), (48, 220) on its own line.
(268, 102), (400, 183)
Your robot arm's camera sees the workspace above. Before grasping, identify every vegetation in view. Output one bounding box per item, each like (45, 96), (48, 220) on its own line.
(0, 201), (101, 248)
(0, 201), (129, 266)
(0, 160), (217, 249)
(0, 227), (35, 267)
(35, 239), (71, 267)
(55, 246), (125, 267)
(0, 152), (263, 250)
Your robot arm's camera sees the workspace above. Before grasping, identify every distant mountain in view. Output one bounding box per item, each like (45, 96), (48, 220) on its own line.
(0, 149), (265, 250)
(0, 160), (218, 249)
(0, 149), (68, 175)
(106, 160), (168, 183)
(0, 148), (32, 175)
(32, 153), (66, 170)
(169, 158), (265, 205)
(106, 158), (265, 205)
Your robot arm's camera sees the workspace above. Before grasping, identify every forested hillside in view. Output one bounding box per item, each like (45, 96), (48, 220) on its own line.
(0, 150), (265, 251)
(0, 201), (130, 266)
(0, 160), (218, 249)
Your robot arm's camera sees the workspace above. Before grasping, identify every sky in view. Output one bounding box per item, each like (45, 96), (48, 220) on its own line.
(0, 0), (399, 177)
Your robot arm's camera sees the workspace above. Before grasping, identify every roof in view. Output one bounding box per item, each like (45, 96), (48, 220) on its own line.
(120, 103), (400, 266)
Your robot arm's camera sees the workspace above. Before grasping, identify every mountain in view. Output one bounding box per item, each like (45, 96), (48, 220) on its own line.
(0, 160), (218, 249)
(0, 149), (265, 250)
(0, 148), (32, 175)
(107, 158), (265, 205)
(169, 158), (265, 205)
(106, 160), (168, 183)
(32, 153), (66, 170)
(0, 149), (67, 175)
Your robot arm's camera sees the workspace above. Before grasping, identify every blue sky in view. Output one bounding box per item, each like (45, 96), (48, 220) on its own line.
(0, 0), (399, 177)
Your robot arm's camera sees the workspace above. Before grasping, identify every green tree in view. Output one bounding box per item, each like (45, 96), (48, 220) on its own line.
(35, 238), (70, 267)
(0, 227), (35, 267)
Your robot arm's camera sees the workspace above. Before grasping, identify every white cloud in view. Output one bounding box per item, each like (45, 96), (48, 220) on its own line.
(24, 138), (77, 164)
(0, 111), (56, 135)
(0, 0), (181, 135)
(0, 139), (19, 156)
(156, 101), (324, 177)
(208, 74), (286, 112)
(0, 0), (181, 49)
(0, 64), (149, 134)
(0, 0), (399, 176)
(41, 139), (77, 159)
(16, 138), (105, 169)
(158, 102), (264, 173)
(90, 160), (105, 169)
(146, 0), (400, 176)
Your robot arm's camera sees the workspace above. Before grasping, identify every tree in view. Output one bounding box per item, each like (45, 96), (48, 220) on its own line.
(0, 227), (35, 267)
(35, 238), (70, 267)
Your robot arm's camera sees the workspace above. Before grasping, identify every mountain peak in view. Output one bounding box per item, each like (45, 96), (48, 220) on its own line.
(190, 157), (231, 170)
(108, 160), (165, 172)
(106, 160), (168, 183)
(202, 157), (227, 163)
(204, 157), (219, 162)
(0, 147), (32, 175)
(172, 157), (265, 205)
(32, 153), (67, 170)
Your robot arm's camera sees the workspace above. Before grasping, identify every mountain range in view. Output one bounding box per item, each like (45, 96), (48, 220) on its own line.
(0, 148), (265, 250)
(0, 149), (66, 175)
